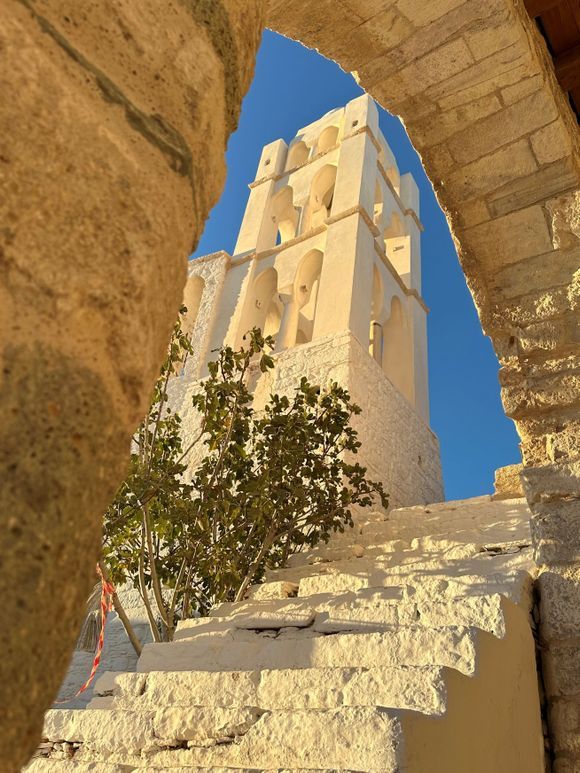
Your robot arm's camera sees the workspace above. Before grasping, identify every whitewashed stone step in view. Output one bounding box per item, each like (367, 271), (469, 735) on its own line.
(26, 763), (130, 772)
(177, 601), (316, 635)
(42, 706), (261, 755)
(265, 546), (534, 587)
(137, 625), (479, 675)
(247, 580), (299, 600)
(100, 664), (447, 715)
(106, 707), (403, 771)
(294, 565), (534, 603)
(201, 591), (507, 637)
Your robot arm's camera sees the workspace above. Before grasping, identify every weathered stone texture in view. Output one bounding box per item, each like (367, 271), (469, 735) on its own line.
(5, 0), (579, 765)
(28, 496), (544, 772)
(0, 1), (264, 770)
(268, 0), (579, 759)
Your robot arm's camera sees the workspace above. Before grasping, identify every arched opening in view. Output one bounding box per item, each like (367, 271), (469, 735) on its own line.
(317, 124), (339, 153)
(382, 295), (413, 404)
(276, 249), (323, 350)
(373, 179), (384, 229)
(286, 139), (309, 170)
(271, 185), (299, 245)
(240, 267), (280, 343)
(304, 164), (337, 231)
(294, 249), (323, 346)
(369, 264), (384, 364)
(263, 293), (283, 339)
(377, 140), (401, 192)
(182, 274), (205, 337)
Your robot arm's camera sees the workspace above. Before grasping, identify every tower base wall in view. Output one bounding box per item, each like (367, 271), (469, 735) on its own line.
(252, 331), (443, 509)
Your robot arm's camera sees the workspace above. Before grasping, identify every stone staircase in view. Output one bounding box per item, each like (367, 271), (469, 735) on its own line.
(27, 496), (546, 772)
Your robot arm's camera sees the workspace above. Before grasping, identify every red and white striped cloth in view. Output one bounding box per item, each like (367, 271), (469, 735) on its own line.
(55, 565), (115, 704)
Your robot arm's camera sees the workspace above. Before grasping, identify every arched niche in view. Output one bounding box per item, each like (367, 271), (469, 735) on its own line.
(182, 274), (205, 337)
(382, 295), (413, 404)
(286, 139), (309, 170)
(369, 264), (384, 364)
(373, 179), (384, 228)
(271, 185), (299, 245)
(317, 124), (339, 154)
(305, 164), (337, 231)
(294, 249), (323, 345)
(377, 142), (401, 193)
(240, 266), (280, 342)
(384, 211), (405, 241)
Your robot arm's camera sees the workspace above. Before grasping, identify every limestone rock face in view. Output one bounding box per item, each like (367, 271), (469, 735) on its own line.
(29, 496), (545, 772)
(0, 2), (264, 769)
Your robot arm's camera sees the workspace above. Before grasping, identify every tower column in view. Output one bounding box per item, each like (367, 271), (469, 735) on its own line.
(275, 291), (300, 351)
(313, 212), (375, 347)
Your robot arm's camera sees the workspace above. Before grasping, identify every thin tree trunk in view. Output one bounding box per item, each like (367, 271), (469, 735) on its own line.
(234, 524), (277, 603)
(138, 540), (161, 643)
(99, 561), (143, 657)
(141, 503), (170, 634)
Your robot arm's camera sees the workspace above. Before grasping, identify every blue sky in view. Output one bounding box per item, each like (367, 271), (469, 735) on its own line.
(193, 30), (521, 501)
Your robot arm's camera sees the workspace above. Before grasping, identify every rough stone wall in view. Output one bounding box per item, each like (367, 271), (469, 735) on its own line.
(174, 331), (442, 509)
(167, 252), (230, 412)
(4, 0), (578, 766)
(266, 0), (579, 762)
(0, 2), (265, 770)
(252, 332), (444, 508)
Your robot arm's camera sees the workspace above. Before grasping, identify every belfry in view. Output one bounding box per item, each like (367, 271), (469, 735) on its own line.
(174, 94), (443, 508)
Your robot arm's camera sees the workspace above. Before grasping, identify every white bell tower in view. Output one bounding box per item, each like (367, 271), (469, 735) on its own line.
(175, 94), (443, 508)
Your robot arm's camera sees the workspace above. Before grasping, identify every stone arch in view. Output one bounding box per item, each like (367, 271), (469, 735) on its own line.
(271, 185), (299, 245)
(382, 294), (412, 403)
(182, 274), (205, 337)
(7, 3), (578, 766)
(239, 266), (280, 343)
(304, 163), (337, 231)
(369, 263), (384, 364)
(294, 249), (323, 346)
(317, 124), (339, 154)
(373, 179), (383, 228)
(286, 139), (309, 170)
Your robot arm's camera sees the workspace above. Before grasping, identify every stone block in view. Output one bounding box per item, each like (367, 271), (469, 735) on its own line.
(464, 205), (553, 272)
(486, 157), (578, 219)
(523, 461), (580, 504)
(258, 665), (446, 714)
(448, 139), (537, 201)
(375, 38), (475, 100)
(550, 700), (580, 753)
(43, 709), (156, 754)
(410, 94), (501, 148)
(248, 581), (298, 600)
(432, 49), (534, 109)
(448, 90), (558, 164)
(153, 706), (261, 744)
(456, 198), (491, 228)
(493, 464), (524, 499)
(546, 191), (580, 251)
(489, 245), (579, 301)
(532, 501), (580, 565)
(501, 74), (543, 105)
(531, 121), (574, 165)
(544, 642), (580, 697)
(138, 625), (479, 676)
(395, 0), (465, 26)
(517, 313), (580, 354)
(538, 567), (580, 639)
(553, 755), (580, 773)
(145, 707), (403, 771)
(465, 21), (525, 61)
